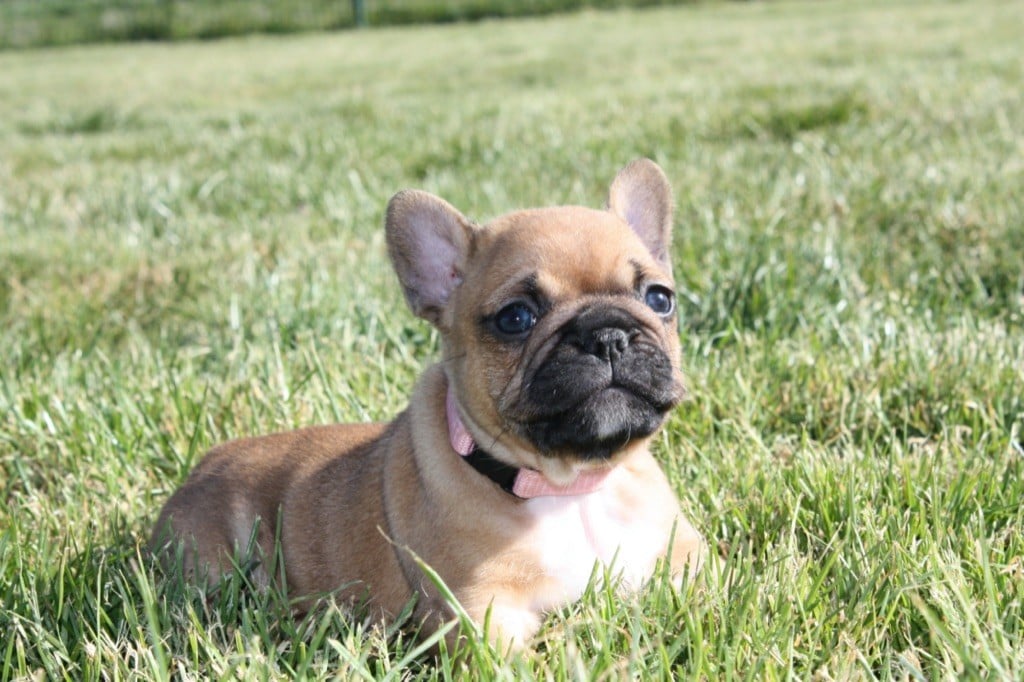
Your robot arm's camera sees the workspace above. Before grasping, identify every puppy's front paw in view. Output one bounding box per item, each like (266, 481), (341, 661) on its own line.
(669, 516), (707, 584)
(474, 602), (542, 653)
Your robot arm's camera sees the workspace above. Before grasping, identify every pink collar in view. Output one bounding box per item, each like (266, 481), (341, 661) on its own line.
(446, 386), (611, 498)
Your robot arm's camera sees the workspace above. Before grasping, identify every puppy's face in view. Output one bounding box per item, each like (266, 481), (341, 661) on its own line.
(387, 160), (685, 484)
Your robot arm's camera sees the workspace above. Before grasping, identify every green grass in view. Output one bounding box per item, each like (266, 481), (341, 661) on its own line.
(0, 0), (697, 50)
(1, 0), (1023, 678)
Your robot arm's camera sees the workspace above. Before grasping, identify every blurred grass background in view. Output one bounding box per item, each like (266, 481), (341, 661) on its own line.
(2, 0), (700, 49)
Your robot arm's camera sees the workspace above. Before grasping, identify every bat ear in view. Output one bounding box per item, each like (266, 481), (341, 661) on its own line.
(607, 158), (674, 270)
(385, 189), (474, 329)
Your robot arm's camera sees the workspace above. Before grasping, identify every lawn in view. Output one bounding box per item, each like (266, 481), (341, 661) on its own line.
(1, 0), (1022, 678)
(0, 0), (697, 49)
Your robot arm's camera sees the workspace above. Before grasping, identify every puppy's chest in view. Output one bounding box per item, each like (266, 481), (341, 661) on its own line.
(519, 489), (664, 609)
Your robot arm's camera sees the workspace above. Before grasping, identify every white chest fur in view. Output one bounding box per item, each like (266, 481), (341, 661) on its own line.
(519, 476), (666, 612)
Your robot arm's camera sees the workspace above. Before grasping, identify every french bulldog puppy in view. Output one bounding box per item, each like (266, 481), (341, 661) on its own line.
(151, 159), (705, 649)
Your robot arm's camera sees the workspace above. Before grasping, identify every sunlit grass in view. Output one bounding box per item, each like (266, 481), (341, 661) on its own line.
(1, 0), (1022, 678)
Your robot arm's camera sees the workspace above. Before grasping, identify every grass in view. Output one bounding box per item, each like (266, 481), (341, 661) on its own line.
(0, 0), (697, 50)
(1, 0), (1022, 677)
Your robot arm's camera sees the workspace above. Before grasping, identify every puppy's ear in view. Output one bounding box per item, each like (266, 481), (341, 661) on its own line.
(386, 189), (474, 328)
(607, 159), (675, 270)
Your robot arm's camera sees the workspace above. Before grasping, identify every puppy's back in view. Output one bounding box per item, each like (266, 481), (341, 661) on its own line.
(150, 423), (387, 586)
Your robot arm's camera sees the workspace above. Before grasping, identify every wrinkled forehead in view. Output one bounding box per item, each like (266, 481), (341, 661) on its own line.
(466, 207), (667, 302)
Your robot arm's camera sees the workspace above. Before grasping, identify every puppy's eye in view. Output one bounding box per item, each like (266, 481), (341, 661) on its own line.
(644, 285), (675, 316)
(494, 303), (537, 336)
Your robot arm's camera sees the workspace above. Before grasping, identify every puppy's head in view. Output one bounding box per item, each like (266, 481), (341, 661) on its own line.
(386, 159), (685, 484)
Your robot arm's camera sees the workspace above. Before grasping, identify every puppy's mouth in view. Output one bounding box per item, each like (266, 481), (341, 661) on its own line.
(509, 307), (682, 460)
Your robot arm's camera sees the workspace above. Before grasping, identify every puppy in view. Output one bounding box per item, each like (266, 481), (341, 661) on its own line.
(150, 159), (705, 649)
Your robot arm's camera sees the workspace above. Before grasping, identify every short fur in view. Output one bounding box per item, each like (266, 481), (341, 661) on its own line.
(151, 159), (706, 649)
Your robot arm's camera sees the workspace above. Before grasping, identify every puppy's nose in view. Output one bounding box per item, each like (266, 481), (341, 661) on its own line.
(565, 307), (643, 362)
(583, 327), (636, 362)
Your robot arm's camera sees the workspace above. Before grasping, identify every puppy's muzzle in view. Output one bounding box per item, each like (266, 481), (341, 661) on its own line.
(516, 306), (680, 459)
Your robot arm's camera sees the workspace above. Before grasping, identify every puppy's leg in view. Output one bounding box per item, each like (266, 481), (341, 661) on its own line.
(150, 481), (272, 588)
(460, 594), (542, 653)
(668, 515), (707, 584)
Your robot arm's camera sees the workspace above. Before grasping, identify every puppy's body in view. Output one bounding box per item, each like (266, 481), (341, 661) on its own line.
(152, 160), (705, 648)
